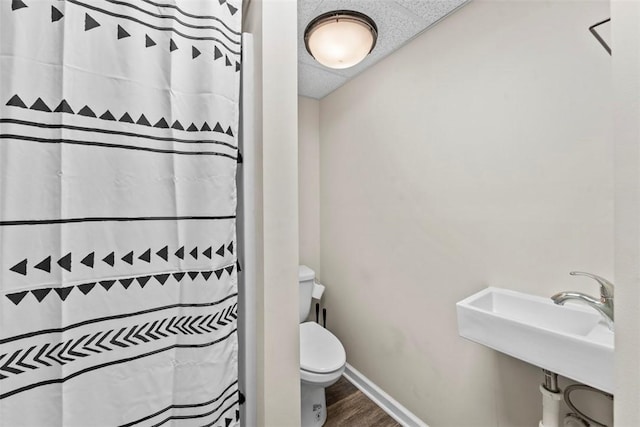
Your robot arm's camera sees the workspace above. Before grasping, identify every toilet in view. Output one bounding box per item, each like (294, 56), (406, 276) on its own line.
(299, 265), (346, 427)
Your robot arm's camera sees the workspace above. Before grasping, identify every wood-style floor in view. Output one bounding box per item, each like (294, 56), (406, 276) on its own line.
(324, 376), (401, 427)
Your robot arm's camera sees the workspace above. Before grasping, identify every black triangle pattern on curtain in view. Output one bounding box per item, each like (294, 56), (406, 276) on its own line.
(51, 6), (63, 22)
(84, 14), (100, 31)
(54, 100), (74, 114)
(122, 251), (134, 265)
(156, 246), (169, 261)
(4, 264), (239, 305)
(145, 35), (156, 47)
(154, 118), (169, 128)
(6, 94), (27, 108)
(11, 0), (27, 11)
(81, 252), (95, 268)
(8, 242), (234, 276)
(78, 106), (96, 117)
(103, 252), (115, 267)
(117, 25), (130, 39)
(5, 95), (235, 136)
(100, 110), (116, 120)
(34, 256), (51, 273)
(137, 114), (151, 126)
(11, 0), (241, 71)
(30, 98), (51, 112)
(1, 0), (242, 424)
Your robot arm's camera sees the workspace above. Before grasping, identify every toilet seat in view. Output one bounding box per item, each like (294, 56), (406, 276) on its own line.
(300, 365), (344, 388)
(300, 321), (346, 374)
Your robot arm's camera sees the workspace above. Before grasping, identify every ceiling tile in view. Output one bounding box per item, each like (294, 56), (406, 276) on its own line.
(298, 63), (349, 99)
(395, 0), (468, 24)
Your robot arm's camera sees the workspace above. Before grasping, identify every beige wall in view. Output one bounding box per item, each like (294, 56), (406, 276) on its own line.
(298, 96), (321, 274)
(612, 0), (640, 425)
(244, 1), (300, 426)
(315, 1), (613, 425)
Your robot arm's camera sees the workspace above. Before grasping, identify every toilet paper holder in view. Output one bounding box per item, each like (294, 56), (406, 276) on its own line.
(312, 281), (325, 300)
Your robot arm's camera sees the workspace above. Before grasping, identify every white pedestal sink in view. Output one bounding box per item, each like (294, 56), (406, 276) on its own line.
(456, 287), (614, 393)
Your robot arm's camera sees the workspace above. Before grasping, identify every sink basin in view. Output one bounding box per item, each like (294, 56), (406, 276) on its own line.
(456, 287), (614, 393)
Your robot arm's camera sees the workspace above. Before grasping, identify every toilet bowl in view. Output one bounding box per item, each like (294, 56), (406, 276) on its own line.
(300, 321), (346, 426)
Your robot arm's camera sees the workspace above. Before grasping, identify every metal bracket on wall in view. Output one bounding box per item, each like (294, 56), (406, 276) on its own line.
(589, 18), (611, 55)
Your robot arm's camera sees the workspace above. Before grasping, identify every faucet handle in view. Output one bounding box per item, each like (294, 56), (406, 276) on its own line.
(570, 271), (614, 300)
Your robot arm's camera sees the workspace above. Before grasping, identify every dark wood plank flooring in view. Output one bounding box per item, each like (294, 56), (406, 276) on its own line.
(324, 376), (401, 427)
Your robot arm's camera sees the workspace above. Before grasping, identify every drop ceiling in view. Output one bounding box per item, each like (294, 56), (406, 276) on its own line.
(298, 0), (470, 99)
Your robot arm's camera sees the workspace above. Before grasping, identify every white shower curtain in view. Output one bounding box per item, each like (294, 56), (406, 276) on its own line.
(0, 0), (242, 425)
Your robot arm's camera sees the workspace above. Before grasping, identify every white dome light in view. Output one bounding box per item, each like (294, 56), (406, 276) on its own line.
(304, 11), (378, 70)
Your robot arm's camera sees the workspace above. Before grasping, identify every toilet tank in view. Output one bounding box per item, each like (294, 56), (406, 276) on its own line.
(299, 265), (315, 323)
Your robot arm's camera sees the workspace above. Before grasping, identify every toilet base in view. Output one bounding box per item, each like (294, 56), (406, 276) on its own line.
(301, 382), (327, 427)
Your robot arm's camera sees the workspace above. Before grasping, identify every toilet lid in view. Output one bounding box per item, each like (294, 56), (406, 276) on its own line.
(300, 321), (346, 374)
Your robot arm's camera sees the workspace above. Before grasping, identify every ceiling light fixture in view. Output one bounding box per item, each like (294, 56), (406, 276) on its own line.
(304, 10), (378, 70)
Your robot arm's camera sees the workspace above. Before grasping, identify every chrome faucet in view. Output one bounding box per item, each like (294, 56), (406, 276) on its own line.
(551, 271), (614, 331)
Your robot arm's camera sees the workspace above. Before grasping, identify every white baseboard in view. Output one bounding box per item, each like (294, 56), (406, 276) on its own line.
(342, 363), (429, 427)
